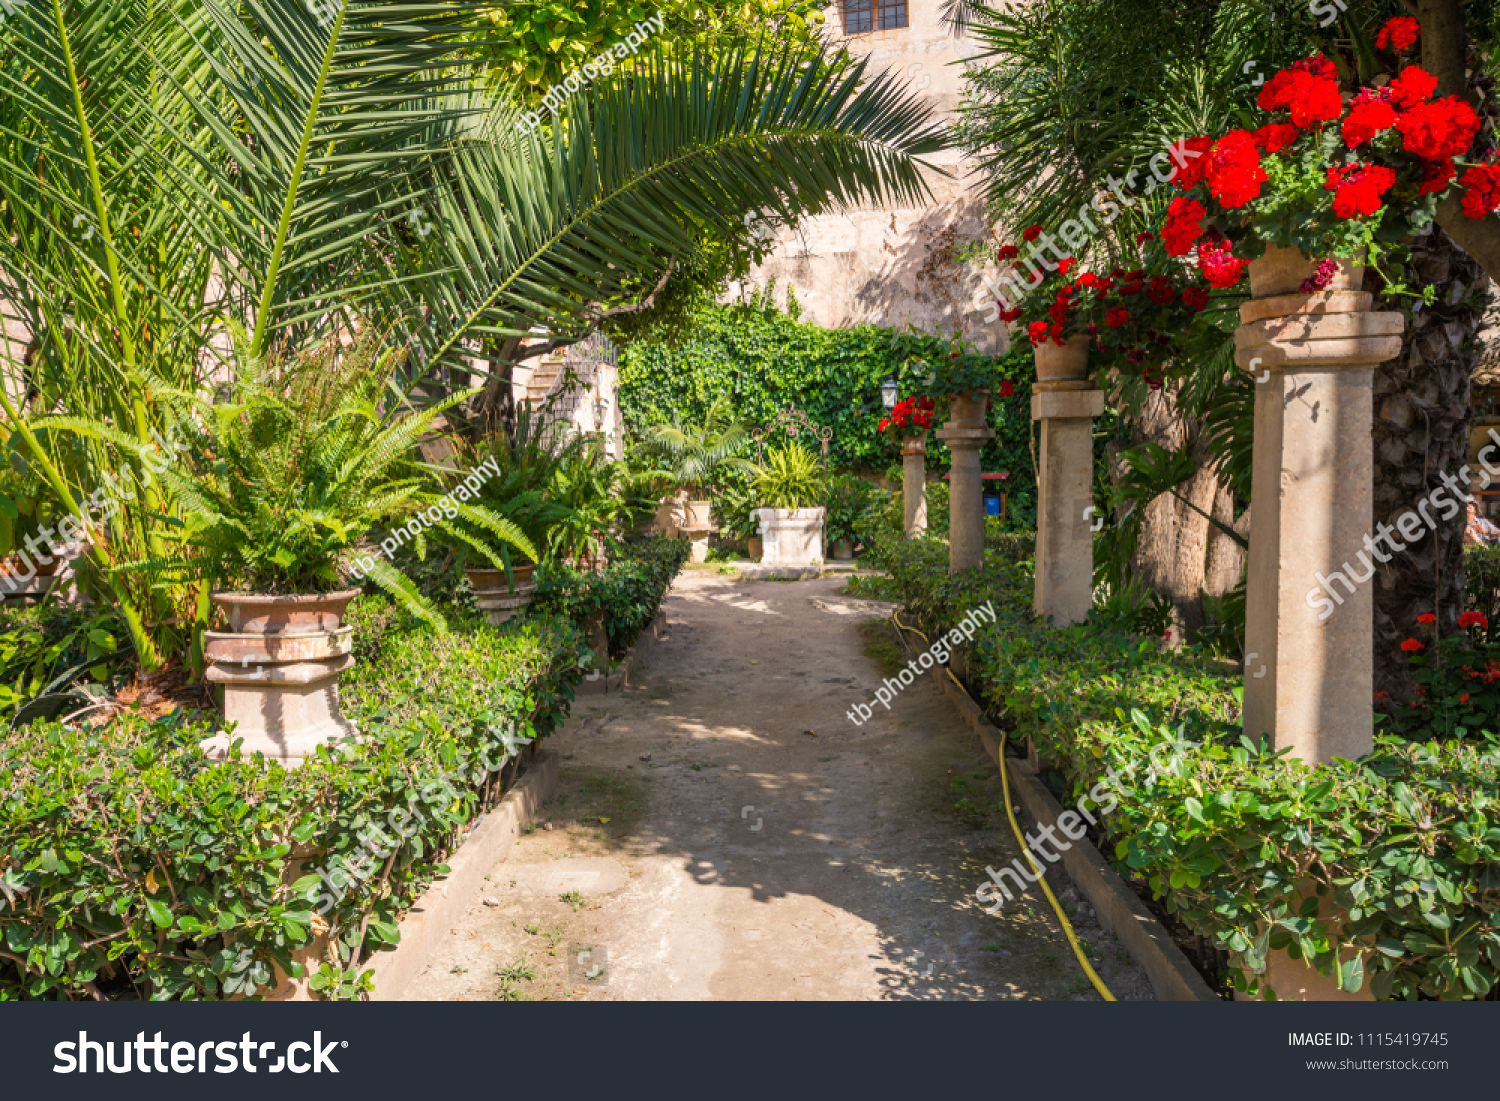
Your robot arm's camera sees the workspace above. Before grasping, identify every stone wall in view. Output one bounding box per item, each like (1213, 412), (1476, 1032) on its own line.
(731, 0), (1011, 354)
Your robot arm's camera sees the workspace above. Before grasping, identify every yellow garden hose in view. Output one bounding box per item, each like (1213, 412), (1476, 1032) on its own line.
(892, 610), (1117, 1002)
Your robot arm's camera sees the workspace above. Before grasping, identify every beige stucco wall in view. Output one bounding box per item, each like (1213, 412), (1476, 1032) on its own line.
(730, 1), (1010, 354)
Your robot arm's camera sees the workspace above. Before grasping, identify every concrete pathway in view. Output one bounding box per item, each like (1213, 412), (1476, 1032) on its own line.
(402, 572), (1155, 1001)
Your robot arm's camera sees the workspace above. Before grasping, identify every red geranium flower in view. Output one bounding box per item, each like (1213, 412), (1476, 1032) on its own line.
(1182, 286), (1210, 312)
(1058, 257), (1075, 274)
(1027, 320), (1050, 347)
(1049, 322), (1067, 345)
(1375, 16), (1420, 53)
(1324, 164), (1397, 219)
(1387, 66), (1438, 110)
(1000, 306), (1023, 323)
(1400, 638), (1424, 652)
(1289, 73), (1343, 129)
(1417, 613), (1437, 624)
(1341, 97), (1397, 148)
(1395, 96), (1481, 160)
(1147, 277), (1175, 305)
(1460, 163), (1500, 218)
(1135, 231), (1156, 245)
(1076, 272), (1099, 289)
(1252, 122), (1298, 154)
(1419, 158), (1456, 196)
(1204, 130), (1268, 207)
(1161, 197), (1206, 257)
(1459, 610), (1489, 630)
(1105, 307), (1132, 328)
(1194, 240), (1250, 289)
(1173, 136), (1216, 189)
(1022, 225), (1043, 242)
(998, 380), (1015, 398)
(1460, 693), (1471, 703)
(997, 244), (1020, 261)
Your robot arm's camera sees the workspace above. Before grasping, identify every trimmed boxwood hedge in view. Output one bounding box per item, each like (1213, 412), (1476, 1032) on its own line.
(0, 602), (586, 1001)
(880, 534), (1500, 1001)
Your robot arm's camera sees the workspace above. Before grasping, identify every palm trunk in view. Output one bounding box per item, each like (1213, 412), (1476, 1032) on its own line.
(1371, 228), (1487, 700)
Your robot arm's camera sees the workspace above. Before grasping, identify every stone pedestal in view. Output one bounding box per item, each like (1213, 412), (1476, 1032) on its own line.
(901, 435), (928, 537)
(681, 523), (713, 562)
(1031, 383), (1104, 625)
(753, 507), (825, 566)
(937, 394), (994, 573)
(1234, 292), (1403, 765)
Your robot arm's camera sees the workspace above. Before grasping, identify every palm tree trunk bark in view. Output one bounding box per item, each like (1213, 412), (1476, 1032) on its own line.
(1371, 227), (1488, 700)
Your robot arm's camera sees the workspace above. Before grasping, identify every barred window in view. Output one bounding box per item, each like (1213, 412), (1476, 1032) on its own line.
(843, 0), (908, 34)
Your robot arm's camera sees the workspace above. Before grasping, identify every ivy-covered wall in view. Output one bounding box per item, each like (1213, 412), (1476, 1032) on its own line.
(617, 296), (1041, 528)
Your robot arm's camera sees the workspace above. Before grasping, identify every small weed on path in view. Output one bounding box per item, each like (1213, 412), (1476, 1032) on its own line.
(858, 617), (906, 677)
(560, 889), (589, 911)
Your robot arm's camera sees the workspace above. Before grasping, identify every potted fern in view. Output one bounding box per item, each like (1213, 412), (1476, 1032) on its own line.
(752, 442), (827, 567)
(644, 397), (753, 532)
(68, 331), (532, 765)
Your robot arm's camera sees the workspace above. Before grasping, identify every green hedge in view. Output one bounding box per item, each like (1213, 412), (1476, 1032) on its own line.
(0, 601), (584, 1000)
(617, 299), (1041, 528)
(881, 536), (1500, 1001)
(531, 534), (690, 659)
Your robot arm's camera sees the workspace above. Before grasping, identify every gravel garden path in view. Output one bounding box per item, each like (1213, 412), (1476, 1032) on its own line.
(403, 571), (1155, 1001)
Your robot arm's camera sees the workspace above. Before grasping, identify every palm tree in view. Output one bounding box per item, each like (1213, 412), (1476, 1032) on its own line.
(644, 397), (755, 504)
(0, 0), (946, 669)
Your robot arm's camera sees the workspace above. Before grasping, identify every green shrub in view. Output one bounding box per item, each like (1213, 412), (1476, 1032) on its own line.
(0, 603), (128, 721)
(531, 535), (689, 659)
(887, 549), (1500, 1001)
(0, 600), (584, 1000)
(825, 474), (887, 546)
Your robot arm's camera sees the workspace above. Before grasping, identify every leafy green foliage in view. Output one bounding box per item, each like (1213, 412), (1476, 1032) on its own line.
(641, 396), (753, 500)
(752, 442), (824, 510)
(825, 474), (888, 546)
(618, 298), (1040, 526)
(0, 604), (126, 721)
(884, 544), (1500, 1000)
(531, 536), (689, 659)
(0, 599), (585, 1000)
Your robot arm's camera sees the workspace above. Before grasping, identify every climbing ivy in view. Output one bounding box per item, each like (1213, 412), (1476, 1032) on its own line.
(617, 296), (1041, 528)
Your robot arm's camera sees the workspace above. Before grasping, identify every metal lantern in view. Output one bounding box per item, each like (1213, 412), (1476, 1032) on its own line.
(880, 377), (899, 410)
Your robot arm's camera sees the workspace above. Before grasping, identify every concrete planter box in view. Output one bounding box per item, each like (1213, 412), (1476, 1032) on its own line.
(202, 589), (362, 767)
(753, 506), (825, 567)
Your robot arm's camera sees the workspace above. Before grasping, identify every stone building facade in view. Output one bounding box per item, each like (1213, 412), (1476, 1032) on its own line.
(732, 0), (1007, 353)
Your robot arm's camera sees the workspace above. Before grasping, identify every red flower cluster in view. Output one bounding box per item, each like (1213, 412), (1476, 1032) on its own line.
(1324, 163), (1396, 218)
(997, 380), (1015, 398)
(999, 305), (1024, 323)
(1341, 92), (1397, 149)
(1104, 307), (1132, 328)
(1376, 16), (1420, 53)
(1298, 258), (1339, 294)
(1252, 122), (1298, 153)
(1459, 610), (1489, 631)
(1395, 96), (1481, 160)
(1194, 240), (1249, 289)
(1182, 286), (1210, 312)
(1146, 277), (1175, 305)
(1021, 225), (1043, 242)
(997, 244), (1020, 261)
(1420, 158), (1456, 196)
(1417, 613), (1437, 624)
(1258, 55), (1341, 128)
(1387, 66), (1436, 110)
(1173, 137), (1216, 189)
(878, 395), (935, 434)
(1058, 257), (1076, 274)
(1400, 638), (1424, 652)
(1161, 197), (1206, 256)
(1134, 231), (1155, 245)
(1203, 130), (1268, 207)
(1459, 163), (1500, 218)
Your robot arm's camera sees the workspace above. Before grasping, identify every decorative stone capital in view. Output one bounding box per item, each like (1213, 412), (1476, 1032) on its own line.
(1031, 388), (1104, 421)
(1234, 310), (1404, 371)
(936, 423), (994, 449)
(900, 434), (927, 457)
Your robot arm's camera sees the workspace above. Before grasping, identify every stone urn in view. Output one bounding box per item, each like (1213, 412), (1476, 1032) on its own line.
(945, 391), (990, 428)
(202, 589), (362, 767)
(1034, 334), (1091, 382)
(1248, 244), (1364, 299)
(466, 565), (537, 626)
(682, 500), (712, 528)
(753, 506), (826, 567)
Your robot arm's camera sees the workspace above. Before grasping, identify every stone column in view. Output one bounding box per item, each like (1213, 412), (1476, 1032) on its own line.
(1031, 382), (1104, 625)
(937, 393), (994, 573)
(902, 435), (928, 537)
(1235, 290), (1403, 765)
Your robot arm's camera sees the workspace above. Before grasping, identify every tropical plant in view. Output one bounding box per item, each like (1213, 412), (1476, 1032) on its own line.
(50, 330), (534, 628)
(546, 447), (627, 568)
(753, 442), (824, 510)
(825, 474), (885, 547)
(0, 5), (946, 673)
(644, 396), (754, 501)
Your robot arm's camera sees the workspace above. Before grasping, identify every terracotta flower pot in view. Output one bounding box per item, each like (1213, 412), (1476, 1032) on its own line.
(832, 538), (855, 561)
(1034, 334), (1091, 381)
(747, 535), (763, 560)
(1248, 244), (1364, 299)
(946, 391), (990, 428)
(202, 588), (363, 767)
(464, 564), (534, 590)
